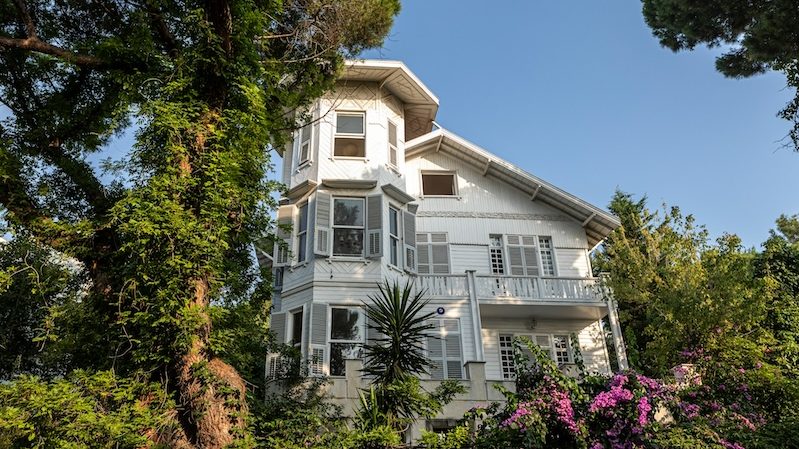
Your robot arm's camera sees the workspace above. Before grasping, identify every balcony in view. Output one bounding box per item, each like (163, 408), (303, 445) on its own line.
(414, 273), (606, 303)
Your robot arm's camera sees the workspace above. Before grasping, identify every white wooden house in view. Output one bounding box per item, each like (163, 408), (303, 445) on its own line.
(262, 60), (628, 437)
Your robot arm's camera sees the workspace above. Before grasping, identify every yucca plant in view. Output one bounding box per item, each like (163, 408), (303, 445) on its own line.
(362, 280), (435, 384)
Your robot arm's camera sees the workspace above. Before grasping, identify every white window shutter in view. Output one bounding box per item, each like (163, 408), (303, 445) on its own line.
(274, 205), (294, 266)
(270, 311), (287, 344)
(403, 209), (417, 272)
(314, 192), (331, 256)
(311, 303), (328, 346)
(426, 332), (444, 380)
(310, 345), (326, 376)
(366, 194), (383, 258)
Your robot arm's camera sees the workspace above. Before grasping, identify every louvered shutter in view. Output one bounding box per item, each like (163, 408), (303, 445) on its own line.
(431, 233), (450, 274)
(426, 330), (445, 380)
(508, 246), (525, 275)
(416, 233), (430, 274)
(403, 209), (417, 272)
(366, 194), (383, 258)
(275, 206), (294, 266)
(314, 192), (331, 256)
(309, 303), (328, 376)
(443, 319), (463, 379)
(270, 311), (287, 344)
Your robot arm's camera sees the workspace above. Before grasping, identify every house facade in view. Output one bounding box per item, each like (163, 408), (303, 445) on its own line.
(262, 60), (628, 438)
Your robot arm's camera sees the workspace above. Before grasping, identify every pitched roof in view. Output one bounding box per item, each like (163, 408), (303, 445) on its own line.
(341, 60), (439, 140)
(405, 128), (620, 248)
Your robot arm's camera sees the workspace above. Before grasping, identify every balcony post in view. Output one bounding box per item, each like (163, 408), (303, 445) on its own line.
(600, 275), (629, 371)
(465, 270), (485, 362)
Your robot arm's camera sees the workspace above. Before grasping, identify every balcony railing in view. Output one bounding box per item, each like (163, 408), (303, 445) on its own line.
(415, 273), (605, 302)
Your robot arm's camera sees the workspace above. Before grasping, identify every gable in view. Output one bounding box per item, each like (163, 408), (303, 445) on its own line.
(405, 129), (620, 248)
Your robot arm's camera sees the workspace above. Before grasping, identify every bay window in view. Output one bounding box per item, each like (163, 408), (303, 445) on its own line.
(334, 111), (366, 157)
(329, 307), (364, 376)
(332, 198), (365, 257)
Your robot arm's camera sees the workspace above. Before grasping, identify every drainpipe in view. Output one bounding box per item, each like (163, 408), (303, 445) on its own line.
(465, 270), (485, 362)
(601, 274), (629, 371)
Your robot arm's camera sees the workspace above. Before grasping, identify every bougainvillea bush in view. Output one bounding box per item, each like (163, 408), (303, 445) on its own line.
(422, 337), (796, 449)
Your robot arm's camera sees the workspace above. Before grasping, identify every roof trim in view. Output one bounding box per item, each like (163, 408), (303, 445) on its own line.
(321, 179), (378, 190)
(343, 60), (439, 106)
(381, 183), (416, 204)
(405, 128), (621, 247)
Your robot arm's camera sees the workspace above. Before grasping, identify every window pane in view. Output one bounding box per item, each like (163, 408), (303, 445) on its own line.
(333, 229), (363, 256)
(388, 121), (397, 146)
(389, 208), (398, 236)
(334, 199), (364, 226)
(300, 123), (312, 143)
(331, 308), (361, 340)
(330, 343), (362, 376)
(334, 137), (365, 157)
(291, 310), (303, 345)
(336, 113), (364, 134)
(390, 238), (398, 266)
(298, 204), (308, 232)
(422, 174), (455, 195)
(297, 233), (307, 262)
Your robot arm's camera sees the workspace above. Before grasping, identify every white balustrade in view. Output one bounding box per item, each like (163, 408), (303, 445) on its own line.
(416, 274), (603, 302)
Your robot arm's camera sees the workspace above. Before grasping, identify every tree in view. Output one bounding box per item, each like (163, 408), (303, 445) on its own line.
(0, 0), (400, 446)
(641, 0), (799, 150)
(359, 281), (464, 436)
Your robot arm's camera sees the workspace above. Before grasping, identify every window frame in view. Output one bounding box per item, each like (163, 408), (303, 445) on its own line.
(296, 202), (309, 263)
(333, 110), (366, 159)
(297, 121), (313, 167)
(537, 236), (558, 277)
(331, 196), (366, 259)
(327, 306), (364, 377)
(387, 120), (398, 168)
(388, 205), (401, 268)
(489, 234), (506, 275)
(289, 307), (304, 349)
(420, 170), (458, 197)
(497, 333), (574, 380)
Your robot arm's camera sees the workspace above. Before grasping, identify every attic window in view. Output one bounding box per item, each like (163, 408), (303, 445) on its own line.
(334, 112), (365, 157)
(421, 172), (456, 196)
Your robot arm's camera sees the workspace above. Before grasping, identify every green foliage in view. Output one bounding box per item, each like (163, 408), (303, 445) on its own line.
(640, 0), (799, 150)
(362, 280), (435, 383)
(1, 0), (400, 444)
(0, 370), (175, 449)
(420, 425), (472, 449)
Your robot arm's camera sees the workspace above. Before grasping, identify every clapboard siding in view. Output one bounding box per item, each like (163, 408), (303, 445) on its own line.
(578, 320), (611, 374)
(555, 248), (590, 277)
(450, 244), (491, 275)
(482, 328), (501, 380)
(407, 152), (589, 249)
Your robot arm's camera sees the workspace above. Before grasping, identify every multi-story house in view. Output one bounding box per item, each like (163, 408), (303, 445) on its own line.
(262, 59), (628, 438)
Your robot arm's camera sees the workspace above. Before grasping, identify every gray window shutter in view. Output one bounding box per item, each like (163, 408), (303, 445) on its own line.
(314, 192), (331, 256)
(523, 246), (539, 276)
(274, 205), (294, 267)
(311, 303), (328, 346)
(416, 233), (430, 274)
(366, 194), (383, 258)
(443, 319), (463, 379)
(271, 311), (287, 344)
(403, 209), (417, 272)
(507, 246), (524, 276)
(427, 332), (444, 380)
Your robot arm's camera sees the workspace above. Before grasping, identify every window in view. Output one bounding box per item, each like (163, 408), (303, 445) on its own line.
(498, 334), (574, 379)
(297, 203), (308, 263)
(329, 307), (363, 376)
(427, 319), (463, 379)
(388, 121), (398, 167)
(421, 172), (456, 196)
(299, 122), (312, 164)
(332, 198), (364, 257)
(334, 111), (365, 157)
(489, 234), (505, 275)
(389, 206), (400, 267)
(416, 232), (449, 274)
(290, 309), (303, 347)
(553, 334), (571, 364)
(506, 235), (540, 276)
(538, 236), (556, 276)
(273, 267), (284, 290)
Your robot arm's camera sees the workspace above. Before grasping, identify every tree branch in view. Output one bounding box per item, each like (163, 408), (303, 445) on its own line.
(12, 0), (37, 38)
(0, 36), (106, 67)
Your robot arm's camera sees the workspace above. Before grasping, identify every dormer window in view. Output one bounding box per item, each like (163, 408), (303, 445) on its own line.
(298, 122), (312, 164)
(421, 171), (457, 196)
(334, 111), (365, 158)
(388, 121), (398, 167)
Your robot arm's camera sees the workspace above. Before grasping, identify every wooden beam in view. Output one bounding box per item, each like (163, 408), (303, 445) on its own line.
(530, 184), (541, 201)
(434, 134), (444, 152)
(582, 212), (597, 227)
(482, 159), (491, 175)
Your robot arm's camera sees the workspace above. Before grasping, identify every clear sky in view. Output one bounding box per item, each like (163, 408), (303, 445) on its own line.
(360, 1), (799, 248)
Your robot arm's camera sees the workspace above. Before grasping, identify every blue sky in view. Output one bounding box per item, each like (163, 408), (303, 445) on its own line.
(360, 1), (799, 248)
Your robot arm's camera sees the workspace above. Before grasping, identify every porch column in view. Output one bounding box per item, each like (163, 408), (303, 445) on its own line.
(606, 297), (629, 371)
(465, 270), (485, 362)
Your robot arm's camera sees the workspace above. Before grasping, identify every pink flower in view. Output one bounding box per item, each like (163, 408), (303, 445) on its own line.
(637, 397), (651, 426)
